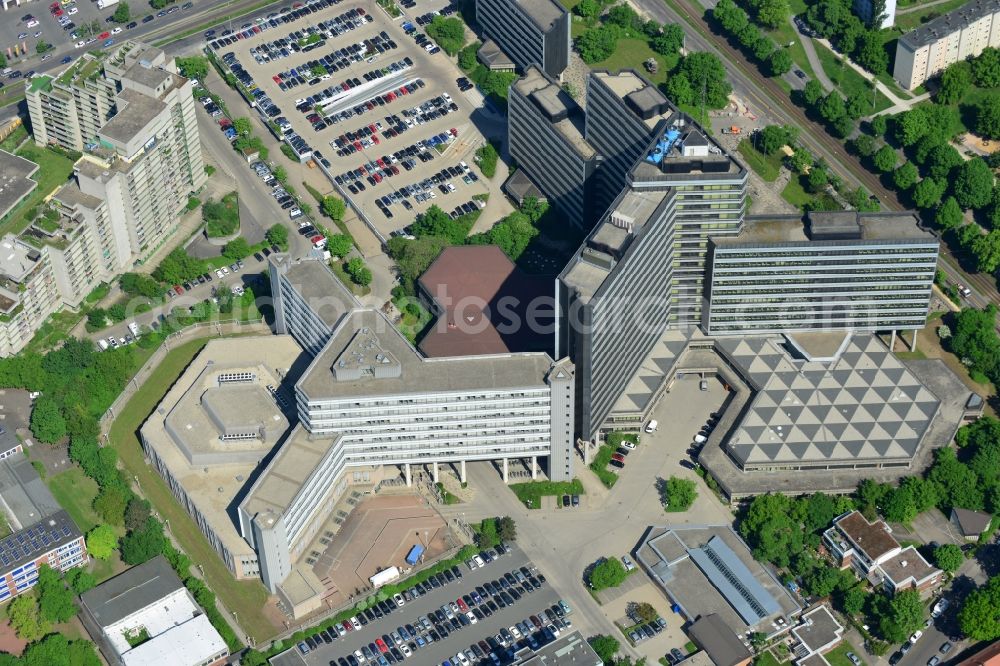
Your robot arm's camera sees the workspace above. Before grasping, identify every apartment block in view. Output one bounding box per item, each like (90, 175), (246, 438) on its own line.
(508, 66), (601, 227)
(704, 212), (939, 335)
(823, 511), (941, 597)
(854, 0), (897, 29)
(28, 42), (206, 263)
(475, 0), (570, 79)
(893, 0), (1000, 89)
(0, 235), (60, 357)
(270, 254), (358, 357)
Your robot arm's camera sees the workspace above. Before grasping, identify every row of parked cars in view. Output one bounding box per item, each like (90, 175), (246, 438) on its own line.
(329, 87), (456, 154)
(206, 0), (344, 51)
(293, 56), (414, 121)
(276, 30), (394, 98)
(249, 6), (373, 67)
(335, 139), (440, 193)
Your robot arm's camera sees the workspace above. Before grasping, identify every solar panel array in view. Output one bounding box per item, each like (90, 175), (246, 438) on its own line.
(0, 520), (72, 569)
(688, 535), (781, 626)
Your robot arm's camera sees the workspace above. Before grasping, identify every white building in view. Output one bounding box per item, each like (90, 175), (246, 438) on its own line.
(79, 555), (228, 666)
(893, 0), (1000, 89)
(854, 0), (897, 29)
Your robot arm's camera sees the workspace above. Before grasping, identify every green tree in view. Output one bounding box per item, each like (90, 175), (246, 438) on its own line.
(575, 0), (601, 18)
(86, 525), (118, 560)
(977, 94), (1000, 140)
(973, 230), (1000, 272)
(678, 52), (732, 108)
(739, 494), (805, 567)
(759, 125), (798, 154)
(841, 586), (866, 615)
(86, 308), (107, 331)
(807, 167), (830, 193)
(954, 158), (995, 209)
(176, 56), (209, 81)
(112, 1), (130, 22)
(589, 557), (629, 590)
(665, 73), (695, 105)
(589, 635), (621, 664)
(35, 41), (52, 55)
(934, 544), (964, 572)
(927, 143), (963, 181)
(321, 196), (346, 221)
(769, 48), (793, 76)
(912, 177), (946, 209)
(107, 303), (127, 323)
(663, 476), (697, 510)
(651, 24), (685, 55)
(938, 61), (972, 105)
(497, 516), (516, 542)
(877, 589), (925, 643)
(9, 594), (50, 641)
(222, 237), (251, 261)
(65, 568), (97, 595)
(959, 575), (1000, 640)
(425, 15), (465, 55)
(883, 486), (918, 523)
(576, 26), (620, 63)
(755, 0), (790, 28)
(852, 134), (878, 157)
(120, 517), (166, 565)
(846, 89), (870, 119)
(231, 117), (252, 136)
(31, 396), (66, 444)
(803, 80), (825, 107)
(36, 565), (76, 624)
(870, 114), (888, 137)
(119, 273), (161, 299)
(973, 47), (1000, 88)
(873, 145), (898, 173)
(457, 42), (479, 70)
(896, 107), (929, 146)
(326, 234), (352, 258)
(124, 497), (151, 531)
(803, 493), (839, 532)
(928, 447), (985, 510)
(856, 31), (888, 73)
(265, 224), (288, 250)
(94, 483), (129, 526)
(893, 161), (919, 190)
(936, 196), (965, 230)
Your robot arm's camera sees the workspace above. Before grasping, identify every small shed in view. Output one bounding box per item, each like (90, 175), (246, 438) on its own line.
(951, 508), (992, 541)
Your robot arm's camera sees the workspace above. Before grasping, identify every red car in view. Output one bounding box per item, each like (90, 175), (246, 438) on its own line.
(173, 285), (184, 295)
(456, 598), (468, 612)
(52, 8), (63, 15)
(612, 453), (626, 463)
(342, 620), (352, 632)
(98, 31), (110, 39)
(450, 127), (458, 136)
(375, 638), (389, 654)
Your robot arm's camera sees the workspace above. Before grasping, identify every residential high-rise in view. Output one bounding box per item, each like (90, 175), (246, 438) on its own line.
(475, 0), (570, 79)
(508, 66), (601, 227)
(27, 42), (206, 263)
(893, 0), (1000, 89)
(703, 212), (939, 335)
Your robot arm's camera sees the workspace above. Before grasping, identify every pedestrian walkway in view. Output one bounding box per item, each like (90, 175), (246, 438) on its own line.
(790, 17), (835, 93)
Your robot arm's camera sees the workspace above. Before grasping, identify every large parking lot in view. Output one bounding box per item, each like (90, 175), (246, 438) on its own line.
(279, 544), (576, 666)
(208, 0), (494, 241)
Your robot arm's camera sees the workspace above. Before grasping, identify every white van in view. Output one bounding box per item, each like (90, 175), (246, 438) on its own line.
(694, 434), (708, 444)
(644, 420), (658, 433)
(97, 339), (109, 351)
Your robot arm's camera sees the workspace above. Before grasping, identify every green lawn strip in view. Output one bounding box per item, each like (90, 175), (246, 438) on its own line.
(509, 479), (584, 509)
(825, 643), (866, 666)
(765, 21), (818, 81)
(812, 42), (892, 113)
(588, 445), (618, 489)
(329, 259), (372, 296)
(590, 38), (678, 88)
(738, 140), (782, 182)
(754, 651), (789, 666)
(0, 145), (75, 239)
(0, 125), (28, 153)
(46, 467), (104, 534)
(107, 336), (278, 641)
(435, 482), (461, 505)
(781, 174), (814, 209)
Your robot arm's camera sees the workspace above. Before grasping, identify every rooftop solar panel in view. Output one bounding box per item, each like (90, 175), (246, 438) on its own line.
(688, 536), (781, 625)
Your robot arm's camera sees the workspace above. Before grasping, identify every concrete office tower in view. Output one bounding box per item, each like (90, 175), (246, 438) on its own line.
(475, 0), (570, 79)
(630, 118), (748, 326)
(509, 66), (601, 227)
(585, 70), (679, 218)
(559, 109), (746, 441)
(893, 0), (1000, 89)
(241, 304), (575, 595)
(854, 0), (897, 29)
(29, 42), (206, 264)
(269, 254), (359, 357)
(704, 212), (939, 336)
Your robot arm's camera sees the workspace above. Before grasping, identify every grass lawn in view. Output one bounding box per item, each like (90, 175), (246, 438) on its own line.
(0, 125), (28, 153)
(509, 479), (584, 509)
(588, 445), (618, 489)
(46, 468), (104, 534)
(107, 336), (278, 641)
(330, 259), (372, 297)
(813, 42), (893, 113)
(781, 175), (813, 209)
(738, 140), (783, 182)
(754, 652), (789, 666)
(764, 20), (818, 82)
(826, 643), (866, 666)
(895, 0), (968, 30)
(0, 146), (75, 239)
(591, 38), (678, 88)
(24, 310), (86, 355)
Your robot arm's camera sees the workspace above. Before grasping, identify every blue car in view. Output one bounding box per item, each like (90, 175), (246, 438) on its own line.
(60, 56), (72, 65)
(104, 39), (114, 47)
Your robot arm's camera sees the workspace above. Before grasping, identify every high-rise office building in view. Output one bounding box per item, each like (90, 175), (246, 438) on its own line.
(703, 212), (939, 335)
(508, 66), (601, 227)
(27, 42), (206, 263)
(475, 0), (570, 79)
(893, 0), (1000, 89)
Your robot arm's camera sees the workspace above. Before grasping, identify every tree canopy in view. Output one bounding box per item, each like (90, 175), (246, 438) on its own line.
(589, 557), (629, 590)
(960, 575), (1000, 640)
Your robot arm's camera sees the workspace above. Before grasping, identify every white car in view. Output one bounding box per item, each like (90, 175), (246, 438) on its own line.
(909, 630), (923, 645)
(473, 555), (485, 568)
(932, 598), (950, 618)
(622, 440), (637, 450)
(215, 269), (224, 278)
(466, 611), (477, 624)
(455, 654), (470, 666)
(645, 419), (658, 433)
(111, 27), (122, 34)
(349, 616), (361, 630)
(26, 19), (39, 27)
(509, 625), (521, 639)
(621, 555), (636, 571)
(400, 644), (411, 657)
(67, 6), (77, 13)
(393, 593), (405, 607)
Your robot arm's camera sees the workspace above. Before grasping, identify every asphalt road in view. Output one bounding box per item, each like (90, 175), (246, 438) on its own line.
(300, 545), (565, 666)
(896, 545), (997, 666)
